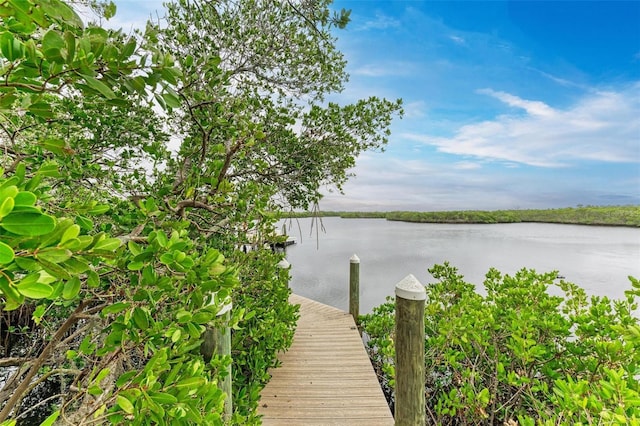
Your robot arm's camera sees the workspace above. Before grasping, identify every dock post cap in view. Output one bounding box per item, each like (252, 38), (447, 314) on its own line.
(277, 259), (291, 269)
(350, 254), (360, 263)
(217, 301), (233, 316)
(208, 291), (233, 315)
(395, 274), (426, 301)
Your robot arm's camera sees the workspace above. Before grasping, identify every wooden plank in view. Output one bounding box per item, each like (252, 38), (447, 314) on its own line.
(258, 294), (394, 425)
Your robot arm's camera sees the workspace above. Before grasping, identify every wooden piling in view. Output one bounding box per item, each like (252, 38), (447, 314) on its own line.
(349, 254), (360, 321)
(201, 301), (233, 421)
(214, 304), (233, 421)
(395, 274), (426, 426)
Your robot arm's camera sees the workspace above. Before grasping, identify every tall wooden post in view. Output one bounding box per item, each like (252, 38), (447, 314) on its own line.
(201, 300), (233, 422)
(349, 254), (360, 321)
(214, 302), (233, 421)
(277, 258), (290, 288)
(395, 274), (426, 426)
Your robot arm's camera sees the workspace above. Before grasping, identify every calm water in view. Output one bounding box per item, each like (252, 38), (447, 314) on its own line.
(280, 217), (640, 314)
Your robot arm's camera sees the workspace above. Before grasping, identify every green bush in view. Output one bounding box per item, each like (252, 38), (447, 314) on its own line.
(230, 249), (299, 424)
(360, 263), (640, 425)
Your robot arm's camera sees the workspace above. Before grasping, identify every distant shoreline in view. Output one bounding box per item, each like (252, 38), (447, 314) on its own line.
(284, 205), (640, 227)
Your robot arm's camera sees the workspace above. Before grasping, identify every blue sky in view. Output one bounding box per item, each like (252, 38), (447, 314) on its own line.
(109, 1), (640, 211)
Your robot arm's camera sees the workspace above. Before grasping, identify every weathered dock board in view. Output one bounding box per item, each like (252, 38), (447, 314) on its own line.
(258, 294), (394, 425)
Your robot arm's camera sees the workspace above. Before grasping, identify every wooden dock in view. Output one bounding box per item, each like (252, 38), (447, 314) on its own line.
(258, 294), (394, 425)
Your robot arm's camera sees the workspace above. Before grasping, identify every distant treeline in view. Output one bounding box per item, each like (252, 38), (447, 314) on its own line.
(283, 205), (640, 227)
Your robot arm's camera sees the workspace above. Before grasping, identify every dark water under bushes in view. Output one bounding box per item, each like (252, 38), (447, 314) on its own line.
(280, 218), (640, 314)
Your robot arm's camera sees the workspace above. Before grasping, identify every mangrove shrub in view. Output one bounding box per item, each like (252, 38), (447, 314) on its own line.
(360, 263), (640, 425)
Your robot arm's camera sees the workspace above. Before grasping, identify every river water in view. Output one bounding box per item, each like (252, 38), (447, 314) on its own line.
(279, 217), (640, 314)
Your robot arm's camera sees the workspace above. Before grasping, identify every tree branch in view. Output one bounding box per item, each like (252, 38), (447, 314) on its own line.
(0, 301), (88, 422)
(0, 357), (32, 367)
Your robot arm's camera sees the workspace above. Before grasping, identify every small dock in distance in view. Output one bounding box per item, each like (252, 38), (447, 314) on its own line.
(258, 294), (394, 425)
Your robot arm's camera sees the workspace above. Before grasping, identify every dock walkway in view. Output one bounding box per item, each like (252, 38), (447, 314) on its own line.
(258, 294), (394, 425)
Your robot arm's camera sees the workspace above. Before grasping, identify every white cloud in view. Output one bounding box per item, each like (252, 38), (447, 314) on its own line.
(453, 161), (482, 170)
(357, 12), (400, 31)
(449, 35), (465, 45)
(529, 68), (590, 90)
(404, 84), (640, 167)
(351, 62), (415, 77)
(318, 154), (519, 211)
(477, 88), (555, 117)
(403, 101), (427, 118)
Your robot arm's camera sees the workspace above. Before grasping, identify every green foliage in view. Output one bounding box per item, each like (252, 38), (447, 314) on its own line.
(285, 206), (640, 227)
(230, 250), (299, 423)
(0, 168), (238, 424)
(360, 263), (640, 425)
(386, 206), (640, 226)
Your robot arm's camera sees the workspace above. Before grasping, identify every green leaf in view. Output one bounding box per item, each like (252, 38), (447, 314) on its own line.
(76, 215), (93, 230)
(13, 191), (37, 206)
(87, 269), (100, 287)
(27, 102), (54, 119)
(10, 206), (41, 214)
(0, 185), (18, 199)
(39, 410), (60, 426)
(187, 322), (201, 339)
(60, 224), (80, 244)
(16, 281), (54, 299)
(175, 310), (192, 323)
(192, 311), (214, 324)
(38, 218), (74, 248)
(36, 248), (72, 264)
(94, 367), (111, 383)
(102, 302), (130, 315)
(0, 275), (23, 306)
(155, 231), (168, 247)
(13, 256), (39, 270)
(79, 335), (95, 355)
(120, 38), (136, 58)
(82, 75), (116, 99)
(87, 385), (102, 396)
(0, 241), (15, 264)
(39, 0), (84, 28)
(41, 139), (68, 155)
(37, 258), (71, 280)
(0, 212), (56, 236)
(92, 237), (121, 251)
(23, 173), (41, 191)
(0, 32), (24, 61)
(36, 161), (61, 177)
(132, 307), (149, 330)
(87, 204), (110, 215)
(142, 265), (156, 285)
(127, 240), (142, 255)
(148, 391), (177, 405)
(63, 276), (81, 300)
(32, 304), (46, 324)
(103, 1), (117, 20)
(127, 260), (144, 271)
(162, 92), (181, 109)
(175, 377), (205, 389)
(62, 257), (90, 274)
(64, 30), (75, 63)
(116, 371), (138, 387)
(116, 395), (134, 414)
(42, 29), (65, 62)
(0, 196), (14, 218)
(159, 252), (173, 265)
